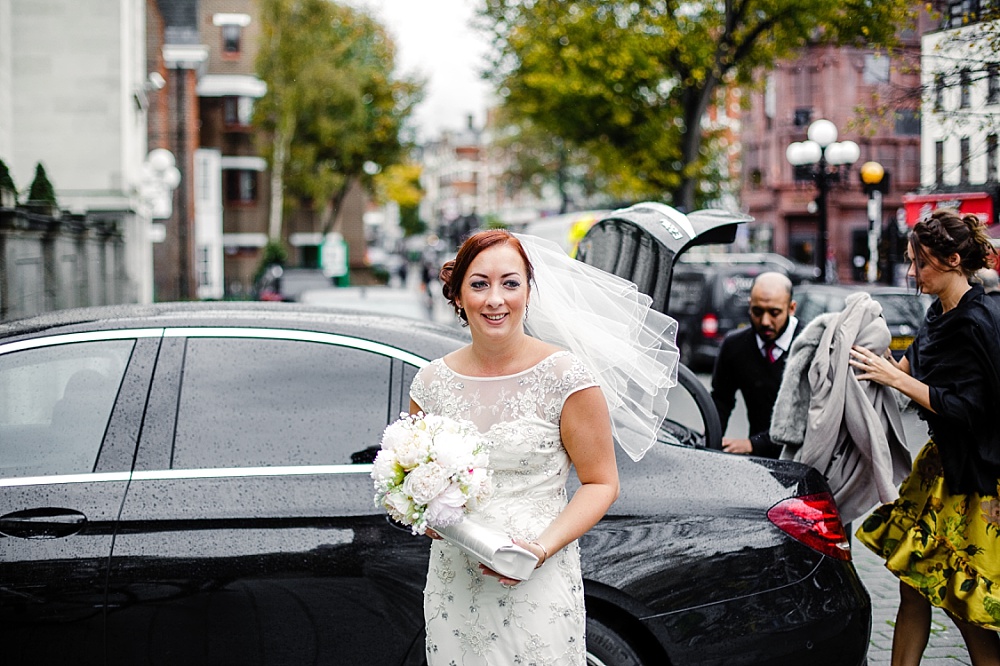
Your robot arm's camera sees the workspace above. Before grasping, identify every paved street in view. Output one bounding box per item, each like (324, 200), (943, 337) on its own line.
(854, 529), (971, 665)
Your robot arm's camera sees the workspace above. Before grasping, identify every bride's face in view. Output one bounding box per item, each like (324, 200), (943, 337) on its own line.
(456, 243), (529, 340)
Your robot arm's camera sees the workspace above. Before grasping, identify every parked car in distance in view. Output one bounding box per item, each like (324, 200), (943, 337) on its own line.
(668, 254), (818, 371)
(255, 266), (334, 302)
(793, 284), (933, 360)
(0, 302), (869, 665)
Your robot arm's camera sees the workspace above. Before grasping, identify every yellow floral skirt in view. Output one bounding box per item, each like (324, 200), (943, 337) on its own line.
(856, 440), (1000, 631)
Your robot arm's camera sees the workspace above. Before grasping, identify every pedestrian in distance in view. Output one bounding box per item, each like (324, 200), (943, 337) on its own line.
(710, 271), (799, 458)
(409, 229), (677, 664)
(850, 208), (1000, 666)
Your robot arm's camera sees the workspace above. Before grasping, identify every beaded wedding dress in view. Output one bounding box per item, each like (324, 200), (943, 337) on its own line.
(410, 351), (597, 666)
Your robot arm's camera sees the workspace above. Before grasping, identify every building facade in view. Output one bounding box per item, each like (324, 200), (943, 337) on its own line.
(739, 36), (926, 283)
(1, 0), (153, 303)
(910, 2), (999, 229)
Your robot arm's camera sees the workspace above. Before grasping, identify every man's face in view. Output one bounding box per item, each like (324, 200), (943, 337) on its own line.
(749, 285), (795, 343)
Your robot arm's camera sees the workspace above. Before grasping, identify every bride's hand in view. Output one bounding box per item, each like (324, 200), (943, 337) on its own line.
(425, 527), (441, 540)
(478, 563), (521, 587)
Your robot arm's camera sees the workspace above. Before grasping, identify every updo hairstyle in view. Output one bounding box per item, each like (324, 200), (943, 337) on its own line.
(909, 208), (997, 279)
(439, 230), (534, 324)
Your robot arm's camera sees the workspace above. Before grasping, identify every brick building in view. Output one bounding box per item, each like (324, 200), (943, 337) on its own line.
(739, 20), (931, 283)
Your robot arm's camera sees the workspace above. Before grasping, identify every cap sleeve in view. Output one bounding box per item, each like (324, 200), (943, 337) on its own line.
(409, 363), (434, 411)
(556, 352), (601, 406)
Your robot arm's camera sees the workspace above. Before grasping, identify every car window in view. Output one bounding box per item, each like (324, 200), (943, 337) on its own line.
(795, 292), (828, 324)
(0, 339), (133, 478)
(668, 273), (706, 314)
(716, 273), (756, 319)
(172, 337), (391, 468)
(872, 294), (926, 326)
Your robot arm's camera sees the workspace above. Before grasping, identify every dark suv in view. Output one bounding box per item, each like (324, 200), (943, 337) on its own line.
(668, 254), (818, 371)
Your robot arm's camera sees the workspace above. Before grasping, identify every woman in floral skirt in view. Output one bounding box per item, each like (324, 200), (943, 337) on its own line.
(850, 208), (1000, 665)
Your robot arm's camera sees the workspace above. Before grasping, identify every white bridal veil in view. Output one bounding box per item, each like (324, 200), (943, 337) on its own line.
(516, 233), (680, 461)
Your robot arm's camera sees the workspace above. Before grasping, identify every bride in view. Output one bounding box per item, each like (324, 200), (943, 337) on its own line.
(410, 229), (676, 664)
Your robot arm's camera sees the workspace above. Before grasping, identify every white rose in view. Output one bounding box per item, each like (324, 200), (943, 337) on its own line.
(431, 431), (478, 471)
(384, 488), (417, 525)
(395, 431), (432, 470)
(465, 469), (494, 510)
(371, 449), (403, 486)
(402, 462), (452, 505)
(380, 419), (412, 451)
(425, 482), (468, 527)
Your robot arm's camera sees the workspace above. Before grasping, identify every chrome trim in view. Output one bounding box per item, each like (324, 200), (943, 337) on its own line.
(0, 464), (375, 488)
(131, 464), (374, 481)
(164, 327), (429, 366)
(0, 472), (131, 487)
(0, 329), (164, 355)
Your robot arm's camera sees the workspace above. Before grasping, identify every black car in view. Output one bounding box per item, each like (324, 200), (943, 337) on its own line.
(793, 284), (932, 360)
(0, 302), (869, 665)
(667, 254), (817, 371)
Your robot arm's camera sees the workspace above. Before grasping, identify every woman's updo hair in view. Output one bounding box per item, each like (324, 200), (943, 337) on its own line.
(439, 230), (534, 324)
(909, 208), (997, 278)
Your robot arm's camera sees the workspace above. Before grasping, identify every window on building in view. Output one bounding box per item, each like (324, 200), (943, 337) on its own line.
(988, 64), (999, 105)
(197, 246), (211, 290)
(960, 137), (970, 183)
(225, 170), (258, 203)
(221, 24), (241, 54)
(895, 109), (921, 135)
(213, 13), (251, 57)
(960, 70), (971, 108)
(793, 66), (812, 108)
(934, 74), (945, 111)
(793, 107), (812, 127)
(945, 0), (979, 27)
(223, 96), (254, 126)
(988, 134), (998, 182)
(863, 54), (890, 84)
(935, 140), (945, 184)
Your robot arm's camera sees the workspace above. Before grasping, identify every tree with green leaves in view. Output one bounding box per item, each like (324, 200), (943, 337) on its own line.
(0, 158), (16, 206)
(255, 0), (423, 240)
(27, 162), (57, 207)
(374, 162), (426, 236)
(479, 0), (917, 211)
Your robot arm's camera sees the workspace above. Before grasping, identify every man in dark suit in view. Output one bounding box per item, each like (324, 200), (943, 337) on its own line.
(711, 272), (799, 458)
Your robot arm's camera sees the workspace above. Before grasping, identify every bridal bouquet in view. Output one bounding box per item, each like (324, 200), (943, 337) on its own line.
(372, 412), (493, 536)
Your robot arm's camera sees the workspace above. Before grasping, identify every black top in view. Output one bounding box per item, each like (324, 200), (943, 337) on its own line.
(906, 284), (1000, 496)
(711, 324), (798, 458)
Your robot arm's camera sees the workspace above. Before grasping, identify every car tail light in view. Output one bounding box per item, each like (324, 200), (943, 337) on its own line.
(701, 313), (719, 337)
(767, 492), (851, 561)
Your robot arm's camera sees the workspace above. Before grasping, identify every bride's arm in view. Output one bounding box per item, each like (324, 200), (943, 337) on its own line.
(527, 386), (619, 563)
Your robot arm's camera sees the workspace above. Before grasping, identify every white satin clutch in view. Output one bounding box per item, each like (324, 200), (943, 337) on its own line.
(435, 519), (539, 581)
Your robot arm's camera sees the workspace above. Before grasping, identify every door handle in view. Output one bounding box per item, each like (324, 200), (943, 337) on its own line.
(0, 507), (87, 539)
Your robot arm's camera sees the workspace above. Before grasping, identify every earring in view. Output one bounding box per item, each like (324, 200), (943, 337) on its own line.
(458, 307), (468, 327)
(525, 304), (529, 321)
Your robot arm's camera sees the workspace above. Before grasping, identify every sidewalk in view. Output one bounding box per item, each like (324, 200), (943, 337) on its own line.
(853, 514), (972, 665)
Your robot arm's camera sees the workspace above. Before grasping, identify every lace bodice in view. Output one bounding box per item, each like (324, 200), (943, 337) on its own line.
(411, 351), (598, 503)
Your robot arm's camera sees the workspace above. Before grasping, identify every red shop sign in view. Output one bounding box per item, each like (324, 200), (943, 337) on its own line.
(902, 191), (994, 227)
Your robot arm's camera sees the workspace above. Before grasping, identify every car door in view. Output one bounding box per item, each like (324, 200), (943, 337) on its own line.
(105, 328), (430, 666)
(0, 331), (159, 665)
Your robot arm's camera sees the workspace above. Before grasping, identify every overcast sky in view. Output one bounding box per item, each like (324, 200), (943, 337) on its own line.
(353, 0), (494, 141)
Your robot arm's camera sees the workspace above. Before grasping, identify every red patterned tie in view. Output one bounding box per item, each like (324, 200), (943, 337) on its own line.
(764, 341), (777, 363)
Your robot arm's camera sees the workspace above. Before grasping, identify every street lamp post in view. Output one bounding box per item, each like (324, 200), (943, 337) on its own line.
(860, 161), (887, 284)
(785, 119), (860, 283)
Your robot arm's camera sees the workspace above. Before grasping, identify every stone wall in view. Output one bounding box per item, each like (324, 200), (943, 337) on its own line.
(0, 208), (132, 321)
